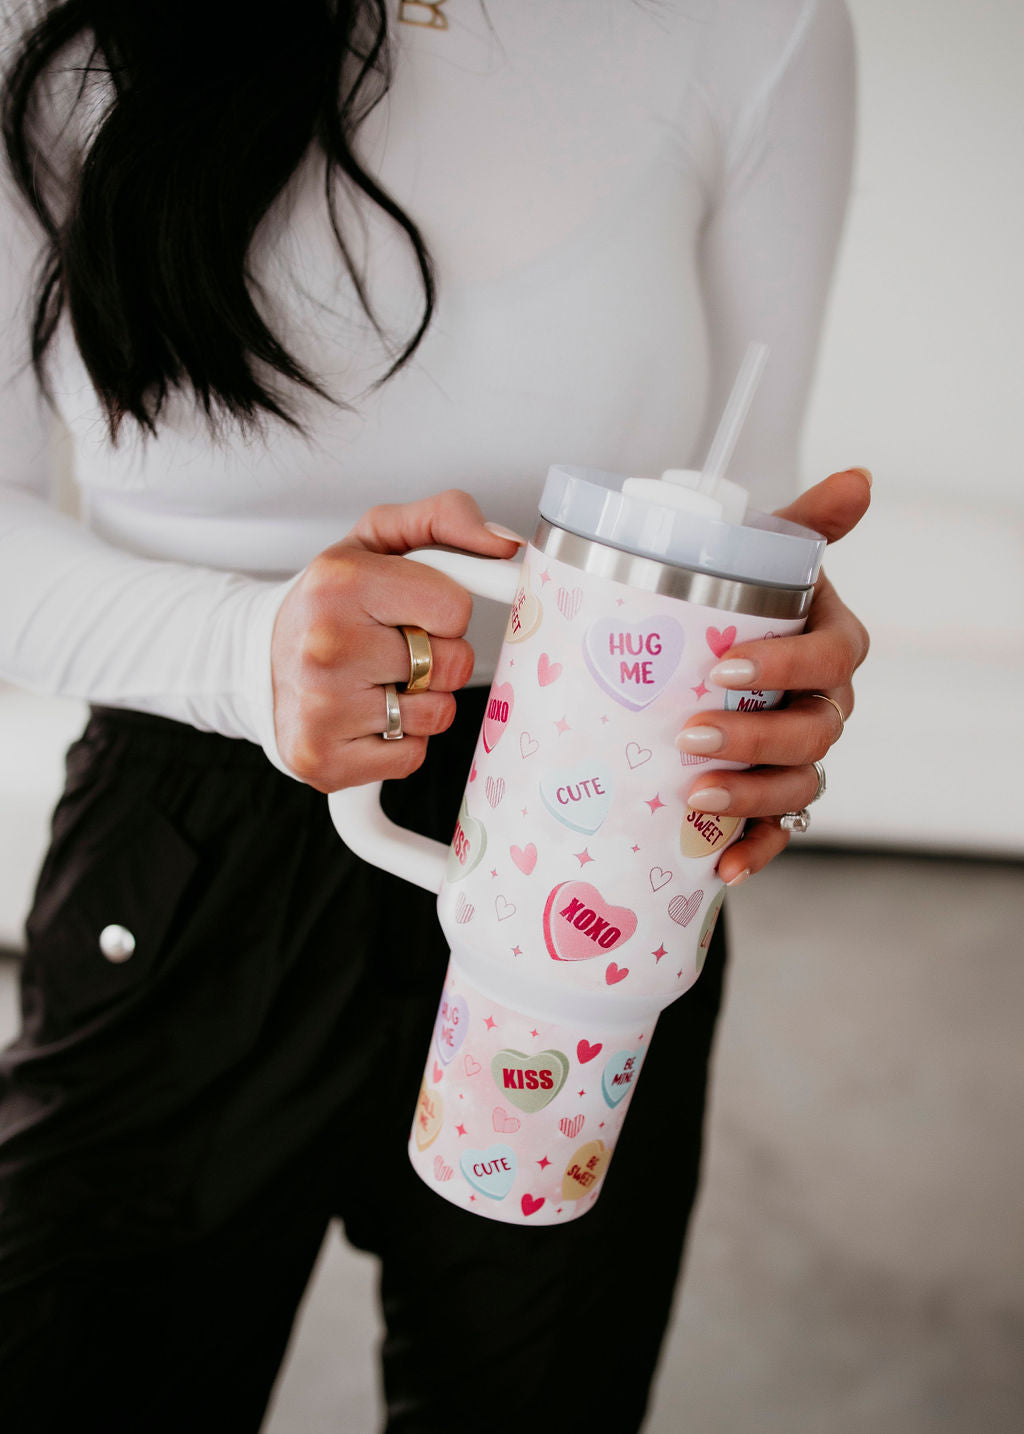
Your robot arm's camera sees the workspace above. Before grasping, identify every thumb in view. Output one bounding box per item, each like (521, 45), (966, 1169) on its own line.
(342, 488), (527, 558)
(774, 467), (872, 545)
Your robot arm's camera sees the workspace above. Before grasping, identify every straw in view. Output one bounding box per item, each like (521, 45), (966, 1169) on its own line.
(699, 341), (769, 494)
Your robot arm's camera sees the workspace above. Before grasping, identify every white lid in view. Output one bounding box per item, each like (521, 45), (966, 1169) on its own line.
(539, 465), (825, 590)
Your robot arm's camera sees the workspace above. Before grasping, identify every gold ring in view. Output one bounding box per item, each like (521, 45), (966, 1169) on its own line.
(381, 683), (404, 741)
(399, 625), (433, 693)
(809, 692), (846, 738)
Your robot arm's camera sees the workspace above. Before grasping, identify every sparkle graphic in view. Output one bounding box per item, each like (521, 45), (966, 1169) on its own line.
(530, 1028), (539, 1038)
(490, 868), (498, 877)
(692, 681), (710, 700)
(631, 844), (640, 853)
(677, 970), (684, 979)
(521, 806), (528, 816)
(512, 946), (522, 957)
(574, 848), (594, 867)
(537, 1156), (551, 1170)
(600, 714), (609, 724)
(484, 1015), (497, 1031)
(652, 944), (667, 961)
(456, 1123), (468, 1137)
(540, 569), (552, 585)
(616, 598), (626, 606)
(645, 793), (666, 813)
(599, 1121), (605, 1129)
(577, 1088), (585, 1098)
(554, 715), (571, 735)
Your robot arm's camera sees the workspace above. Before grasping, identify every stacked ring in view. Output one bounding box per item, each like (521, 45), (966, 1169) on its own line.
(400, 625), (433, 693)
(381, 683), (404, 741)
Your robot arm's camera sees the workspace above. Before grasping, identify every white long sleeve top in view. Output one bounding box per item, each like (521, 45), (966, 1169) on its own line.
(0, 0), (855, 769)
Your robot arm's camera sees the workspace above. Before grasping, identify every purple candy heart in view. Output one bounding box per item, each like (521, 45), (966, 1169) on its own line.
(583, 616), (685, 710)
(434, 991), (469, 1065)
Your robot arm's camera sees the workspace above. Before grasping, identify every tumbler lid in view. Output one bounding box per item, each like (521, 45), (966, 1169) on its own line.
(539, 465), (825, 590)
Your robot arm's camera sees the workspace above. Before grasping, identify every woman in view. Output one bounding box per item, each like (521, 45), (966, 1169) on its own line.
(0, 1), (869, 1429)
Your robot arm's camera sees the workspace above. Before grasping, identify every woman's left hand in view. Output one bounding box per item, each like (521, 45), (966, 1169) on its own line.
(679, 467), (872, 885)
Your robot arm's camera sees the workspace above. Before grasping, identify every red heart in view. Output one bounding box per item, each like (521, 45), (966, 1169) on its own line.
(576, 1039), (603, 1064)
(605, 963), (629, 985)
(432, 1062), (443, 1084)
(521, 1193), (545, 1217)
(706, 625), (737, 658)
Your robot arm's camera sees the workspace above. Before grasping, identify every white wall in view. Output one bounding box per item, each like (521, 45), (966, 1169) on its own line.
(800, 0), (1024, 854)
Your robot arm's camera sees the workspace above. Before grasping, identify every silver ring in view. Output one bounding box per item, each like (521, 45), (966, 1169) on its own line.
(779, 808), (811, 834)
(381, 683), (404, 741)
(810, 761), (827, 804)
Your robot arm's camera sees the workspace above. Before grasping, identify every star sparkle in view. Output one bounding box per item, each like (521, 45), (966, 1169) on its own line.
(691, 681), (710, 699)
(484, 1015), (497, 1031)
(652, 944), (667, 961)
(540, 569), (552, 585)
(645, 793), (665, 813)
(512, 946), (522, 957)
(530, 1028), (539, 1038)
(490, 868), (498, 877)
(574, 848), (594, 867)
(456, 1123), (467, 1137)
(631, 844), (640, 853)
(537, 1156), (551, 1170)
(554, 715), (571, 735)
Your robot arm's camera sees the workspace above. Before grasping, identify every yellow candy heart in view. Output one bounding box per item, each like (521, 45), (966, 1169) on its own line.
(561, 1139), (610, 1201)
(414, 1082), (443, 1150)
(680, 810), (741, 858)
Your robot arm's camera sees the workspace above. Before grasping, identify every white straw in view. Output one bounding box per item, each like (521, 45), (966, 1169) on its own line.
(699, 341), (769, 494)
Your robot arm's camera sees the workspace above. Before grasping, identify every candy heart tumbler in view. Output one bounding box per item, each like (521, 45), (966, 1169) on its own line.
(328, 464), (825, 1224)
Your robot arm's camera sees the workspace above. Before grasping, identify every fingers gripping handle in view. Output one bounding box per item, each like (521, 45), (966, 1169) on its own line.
(327, 548), (523, 892)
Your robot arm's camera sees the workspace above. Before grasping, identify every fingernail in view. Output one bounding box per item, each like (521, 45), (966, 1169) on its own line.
(687, 786), (731, 813)
(484, 521), (527, 544)
(709, 658), (757, 687)
(726, 868), (751, 888)
(675, 726), (725, 754)
(849, 466), (873, 487)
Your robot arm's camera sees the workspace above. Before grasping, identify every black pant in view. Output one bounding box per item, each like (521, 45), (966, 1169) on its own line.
(0, 693), (726, 1432)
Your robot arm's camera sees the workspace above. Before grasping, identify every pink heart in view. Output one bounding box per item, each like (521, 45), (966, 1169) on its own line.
(668, 890), (703, 927)
(432, 1061), (443, 1084)
(492, 1105), (521, 1134)
(649, 867), (672, 892)
(706, 625), (737, 658)
(537, 653), (562, 687)
(626, 741), (652, 769)
(521, 1193), (546, 1217)
(433, 1155), (453, 1182)
(510, 843), (538, 875)
(485, 775), (506, 809)
(584, 617), (685, 711)
(576, 1039), (603, 1064)
(464, 1054), (482, 1077)
(559, 1114), (584, 1140)
(543, 881), (637, 964)
(482, 682), (514, 753)
(520, 731), (539, 759)
(605, 963), (630, 985)
(556, 587), (583, 621)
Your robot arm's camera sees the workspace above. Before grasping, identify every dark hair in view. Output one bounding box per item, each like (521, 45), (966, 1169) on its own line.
(1, 0), (435, 438)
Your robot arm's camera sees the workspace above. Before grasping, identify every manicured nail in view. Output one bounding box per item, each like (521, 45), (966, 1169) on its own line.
(687, 786), (731, 813)
(484, 521), (527, 544)
(709, 658), (757, 687)
(849, 466), (873, 487)
(726, 868), (752, 887)
(675, 726), (725, 754)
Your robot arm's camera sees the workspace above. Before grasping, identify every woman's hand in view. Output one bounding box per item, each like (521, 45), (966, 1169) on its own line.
(679, 467), (872, 884)
(270, 490), (523, 792)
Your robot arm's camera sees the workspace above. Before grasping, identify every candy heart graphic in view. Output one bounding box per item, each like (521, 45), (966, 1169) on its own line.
(576, 1039), (602, 1064)
(495, 895), (516, 922)
(434, 991), (468, 1065)
(680, 809), (742, 858)
(510, 843), (538, 875)
(696, 888), (726, 977)
(506, 574), (543, 644)
(485, 775), (506, 808)
(556, 586), (583, 620)
(492, 1106), (521, 1134)
(490, 1048), (569, 1113)
(520, 731), (540, 759)
(414, 1083), (443, 1150)
(668, 890), (703, 927)
(464, 1054), (481, 1077)
(724, 685), (784, 712)
(605, 962), (629, 985)
(433, 1155), (453, 1182)
(539, 762), (613, 835)
(482, 683), (514, 753)
(601, 1048), (644, 1108)
(584, 616), (685, 710)
(521, 1193), (546, 1217)
(446, 800), (487, 882)
(537, 652), (562, 686)
(562, 1139), (610, 1201)
(625, 741), (652, 769)
(460, 1145), (518, 1200)
(559, 1114), (584, 1140)
(543, 881), (637, 963)
(649, 866), (672, 892)
(706, 625), (737, 657)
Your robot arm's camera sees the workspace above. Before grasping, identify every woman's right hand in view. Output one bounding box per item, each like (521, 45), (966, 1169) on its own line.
(269, 489), (524, 792)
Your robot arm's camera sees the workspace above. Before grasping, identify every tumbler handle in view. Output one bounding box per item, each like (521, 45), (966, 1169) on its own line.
(326, 549), (522, 892)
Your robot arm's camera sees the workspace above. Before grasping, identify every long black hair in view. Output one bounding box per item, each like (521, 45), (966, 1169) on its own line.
(1, 0), (435, 437)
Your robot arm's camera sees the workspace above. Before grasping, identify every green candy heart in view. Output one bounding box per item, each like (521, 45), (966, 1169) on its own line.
(490, 1048), (569, 1113)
